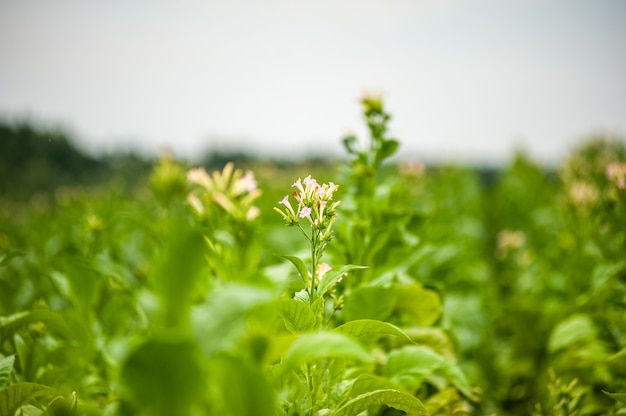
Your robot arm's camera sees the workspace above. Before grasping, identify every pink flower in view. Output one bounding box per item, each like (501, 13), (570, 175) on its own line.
(234, 170), (257, 195)
(292, 178), (305, 194)
(187, 167), (212, 190)
(606, 162), (626, 189)
(319, 200), (327, 218)
(299, 207), (312, 218)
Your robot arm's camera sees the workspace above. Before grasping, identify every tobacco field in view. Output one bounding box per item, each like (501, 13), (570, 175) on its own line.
(1, 97), (626, 415)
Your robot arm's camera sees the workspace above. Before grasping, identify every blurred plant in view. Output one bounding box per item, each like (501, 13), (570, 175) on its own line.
(342, 94), (399, 206)
(186, 162), (263, 282)
(532, 370), (585, 416)
(149, 149), (188, 206)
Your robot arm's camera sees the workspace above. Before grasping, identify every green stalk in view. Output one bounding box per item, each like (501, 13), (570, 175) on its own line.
(310, 230), (318, 305)
(307, 362), (315, 416)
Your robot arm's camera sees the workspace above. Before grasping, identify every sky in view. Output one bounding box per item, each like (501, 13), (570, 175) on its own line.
(1, 0), (625, 165)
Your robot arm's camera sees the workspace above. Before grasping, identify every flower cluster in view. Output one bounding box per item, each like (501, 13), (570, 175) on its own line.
(606, 162), (626, 189)
(187, 162), (261, 222)
(274, 175), (340, 240)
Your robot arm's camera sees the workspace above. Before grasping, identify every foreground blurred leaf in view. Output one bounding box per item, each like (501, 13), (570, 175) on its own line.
(206, 355), (275, 416)
(0, 382), (52, 416)
(333, 389), (429, 416)
(152, 225), (207, 331)
(193, 284), (275, 356)
(120, 339), (204, 416)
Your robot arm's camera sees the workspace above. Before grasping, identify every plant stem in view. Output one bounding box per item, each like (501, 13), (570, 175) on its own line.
(310, 231), (318, 304)
(307, 362), (315, 416)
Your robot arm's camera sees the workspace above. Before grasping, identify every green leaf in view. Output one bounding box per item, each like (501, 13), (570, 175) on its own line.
(342, 134), (358, 155)
(317, 264), (366, 297)
(548, 314), (597, 353)
(334, 319), (414, 345)
(333, 389), (429, 416)
(402, 327), (456, 362)
(193, 284), (274, 356)
(343, 286), (396, 321)
(609, 347), (626, 363)
(0, 310), (73, 344)
(283, 331), (373, 368)
(47, 391), (78, 416)
(0, 356), (14, 388)
(592, 261), (626, 292)
(343, 374), (405, 401)
(0, 251), (25, 268)
(603, 391), (626, 404)
(379, 138), (400, 161)
(120, 339), (205, 415)
(385, 346), (475, 400)
(152, 225), (207, 330)
(206, 355), (276, 416)
(0, 382), (53, 416)
(279, 299), (315, 334)
(277, 254), (310, 288)
(394, 284), (442, 327)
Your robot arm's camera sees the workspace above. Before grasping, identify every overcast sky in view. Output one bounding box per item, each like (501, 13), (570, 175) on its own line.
(1, 0), (625, 165)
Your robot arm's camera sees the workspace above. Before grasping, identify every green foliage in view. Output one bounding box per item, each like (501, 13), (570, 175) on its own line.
(0, 382), (53, 416)
(0, 98), (625, 415)
(333, 389), (429, 416)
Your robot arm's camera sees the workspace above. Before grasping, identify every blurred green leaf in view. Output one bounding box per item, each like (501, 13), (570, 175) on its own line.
(342, 135), (358, 155)
(385, 346), (475, 400)
(0, 355), (14, 388)
(602, 391), (626, 404)
(193, 284), (274, 357)
(0, 310), (73, 344)
(152, 225), (207, 331)
(283, 331), (373, 369)
(343, 286), (396, 321)
(206, 355), (275, 416)
(379, 139), (400, 161)
(120, 339), (204, 416)
(548, 314), (597, 353)
(592, 261), (626, 292)
(0, 251), (25, 268)
(47, 391), (78, 416)
(394, 284), (442, 327)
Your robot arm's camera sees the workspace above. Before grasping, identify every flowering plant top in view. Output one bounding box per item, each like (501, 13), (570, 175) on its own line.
(274, 175), (340, 239)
